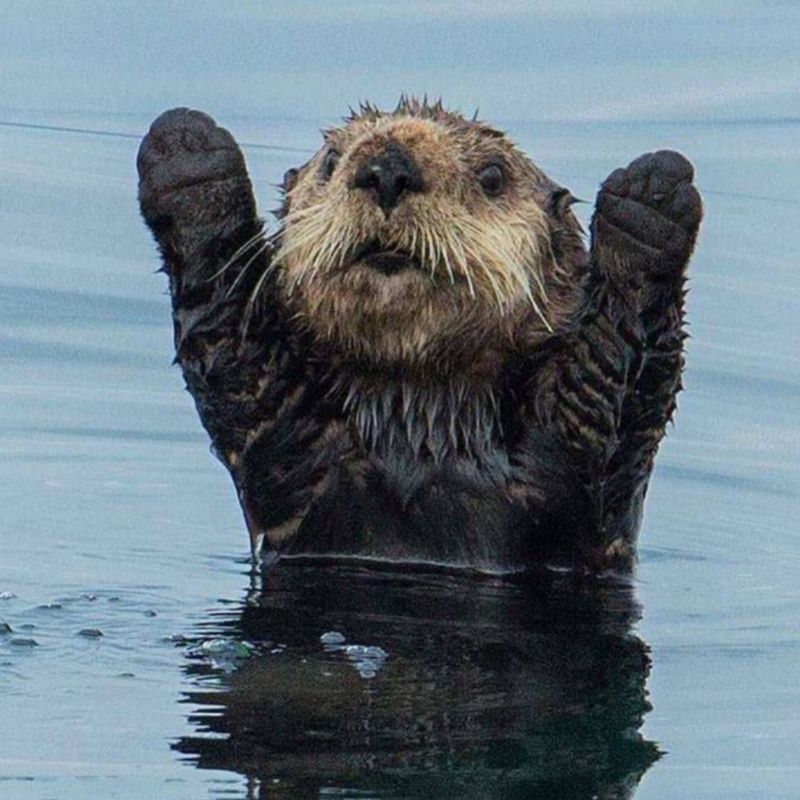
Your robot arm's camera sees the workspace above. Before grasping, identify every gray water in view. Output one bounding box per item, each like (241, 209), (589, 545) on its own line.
(1, 3), (799, 798)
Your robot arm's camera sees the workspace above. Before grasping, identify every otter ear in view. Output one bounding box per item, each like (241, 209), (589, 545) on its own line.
(282, 167), (299, 194)
(275, 167), (301, 220)
(546, 187), (582, 221)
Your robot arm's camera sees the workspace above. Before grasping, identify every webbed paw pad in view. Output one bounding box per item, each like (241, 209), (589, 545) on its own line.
(593, 150), (702, 277)
(137, 108), (248, 225)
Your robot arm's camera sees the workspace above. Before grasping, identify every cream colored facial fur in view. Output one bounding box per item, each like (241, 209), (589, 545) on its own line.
(268, 100), (572, 368)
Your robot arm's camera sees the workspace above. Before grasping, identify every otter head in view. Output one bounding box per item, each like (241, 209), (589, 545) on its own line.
(272, 98), (585, 371)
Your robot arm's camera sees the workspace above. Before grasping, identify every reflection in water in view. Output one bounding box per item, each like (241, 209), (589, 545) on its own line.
(175, 562), (659, 799)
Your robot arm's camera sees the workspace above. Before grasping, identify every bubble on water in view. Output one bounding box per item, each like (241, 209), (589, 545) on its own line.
(201, 638), (236, 655)
(319, 631), (389, 678)
(0, 592), (17, 600)
(191, 638), (254, 673)
(340, 642), (389, 679)
(355, 659), (382, 679)
(198, 639), (224, 655)
(10, 638), (38, 647)
(320, 630), (346, 645)
(78, 628), (103, 639)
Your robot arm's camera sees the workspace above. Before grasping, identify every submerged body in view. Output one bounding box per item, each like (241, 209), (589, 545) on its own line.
(137, 100), (701, 572)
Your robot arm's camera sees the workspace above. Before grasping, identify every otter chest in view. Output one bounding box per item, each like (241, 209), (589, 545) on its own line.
(264, 385), (559, 568)
(289, 444), (533, 568)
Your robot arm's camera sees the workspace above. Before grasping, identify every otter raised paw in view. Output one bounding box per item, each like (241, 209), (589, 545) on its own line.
(137, 99), (702, 573)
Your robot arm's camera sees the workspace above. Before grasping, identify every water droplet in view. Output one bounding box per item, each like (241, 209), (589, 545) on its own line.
(199, 638), (253, 659)
(320, 630), (346, 645)
(340, 641), (389, 678)
(356, 659), (381, 676)
(200, 638), (230, 655)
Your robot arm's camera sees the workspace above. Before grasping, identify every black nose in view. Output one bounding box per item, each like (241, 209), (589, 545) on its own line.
(353, 143), (424, 214)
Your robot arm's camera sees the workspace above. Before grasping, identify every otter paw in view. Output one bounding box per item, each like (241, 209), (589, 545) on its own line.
(137, 108), (249, 226)
(592, 150), (702, 277)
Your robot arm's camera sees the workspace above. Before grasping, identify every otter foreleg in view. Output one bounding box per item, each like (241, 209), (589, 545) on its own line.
(589, 150), (703, 563)
(524, 257), (645, 570)
(137, 109), (298, 556)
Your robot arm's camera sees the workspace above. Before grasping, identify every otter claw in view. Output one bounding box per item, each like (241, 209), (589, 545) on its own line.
(591, 150), (702, 278)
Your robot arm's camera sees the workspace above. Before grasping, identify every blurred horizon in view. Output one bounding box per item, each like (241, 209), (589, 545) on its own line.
(2, 1), (798, 127)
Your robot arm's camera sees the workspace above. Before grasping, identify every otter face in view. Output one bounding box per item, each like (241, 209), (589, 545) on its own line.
(273, 98), (576, 367)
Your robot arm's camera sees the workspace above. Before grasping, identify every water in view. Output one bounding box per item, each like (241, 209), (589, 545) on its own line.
(1, 3), (799, 798)
(176, 566), (657, 799)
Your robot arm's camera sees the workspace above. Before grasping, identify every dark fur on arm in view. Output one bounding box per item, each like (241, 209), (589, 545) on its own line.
(525, 152), (702, 568)
(592, 151), (701, 551)
(137, 109), (311, 546)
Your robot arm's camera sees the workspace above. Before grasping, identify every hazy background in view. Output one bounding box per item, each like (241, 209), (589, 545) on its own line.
(3, 0), (799, 124)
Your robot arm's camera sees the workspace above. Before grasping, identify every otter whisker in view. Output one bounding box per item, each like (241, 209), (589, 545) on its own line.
(309, 212), (351, 282)
(209, 228), (267, 282)
(408, 228), (421, 269)
(430, 231), (441, 280)
(225, 239), (272, 299)
(274, 214), (331, 278)
(242, 243), (285, 323)
(423, 227), (437, 280)
(441, 225), (463, 286)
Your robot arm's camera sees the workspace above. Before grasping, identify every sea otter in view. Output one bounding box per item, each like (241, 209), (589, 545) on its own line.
(137, 99), (701, 573)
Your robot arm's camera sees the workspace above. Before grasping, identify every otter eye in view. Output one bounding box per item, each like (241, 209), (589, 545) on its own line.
(478, 163), (506, 197)
(322, 149), (340, 180)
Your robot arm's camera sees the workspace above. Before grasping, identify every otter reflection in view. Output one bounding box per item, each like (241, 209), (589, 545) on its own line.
(175, 563), (659, 799)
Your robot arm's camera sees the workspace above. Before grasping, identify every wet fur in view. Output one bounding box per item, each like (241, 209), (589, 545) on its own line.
(272, 99), (580, 370)
(137, 101), (701, 573)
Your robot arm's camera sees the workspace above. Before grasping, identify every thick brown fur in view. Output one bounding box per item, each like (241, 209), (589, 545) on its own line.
(137, 99), (702, 573)
(271, 97), (583, 372)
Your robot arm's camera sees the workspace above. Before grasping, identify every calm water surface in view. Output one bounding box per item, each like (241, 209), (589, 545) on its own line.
(1, 3), (799, 798)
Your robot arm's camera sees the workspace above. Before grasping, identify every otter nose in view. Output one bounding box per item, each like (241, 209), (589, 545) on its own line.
(353, 143), (424, 214)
